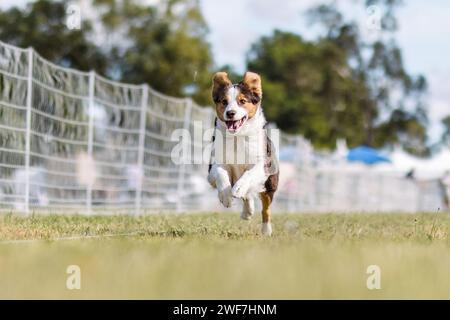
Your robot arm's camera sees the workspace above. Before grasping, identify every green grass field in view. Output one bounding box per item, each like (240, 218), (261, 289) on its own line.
(1, 212), (450, 299)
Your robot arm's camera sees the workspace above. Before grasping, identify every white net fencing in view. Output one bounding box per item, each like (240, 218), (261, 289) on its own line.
(0, 41), (445, 214)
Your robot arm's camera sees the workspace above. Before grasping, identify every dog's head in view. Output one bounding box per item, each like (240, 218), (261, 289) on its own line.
(212, 71), (262, 134)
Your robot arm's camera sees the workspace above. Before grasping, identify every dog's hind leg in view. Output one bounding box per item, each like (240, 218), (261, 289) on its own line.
(241, 197), (255, 220)
(260, 191), (273, 236)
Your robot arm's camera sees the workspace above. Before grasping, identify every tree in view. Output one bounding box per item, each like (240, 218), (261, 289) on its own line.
(442, 116), (450, 147)
(92, 0), (213, 105)
(247, 0), (429, 153)
(0, 0), (214, 105)
(247, 30), (368, 149)
(374, 109), (428, 155)
(306, 0), (429, 155)
(0, 0), (107, 73)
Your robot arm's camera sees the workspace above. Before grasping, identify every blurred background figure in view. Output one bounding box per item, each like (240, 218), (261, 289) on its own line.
(405, 168), (415, 180)
(442, 171), (450, 210)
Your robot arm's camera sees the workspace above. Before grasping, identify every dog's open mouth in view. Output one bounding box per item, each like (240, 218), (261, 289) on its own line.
(225, 116), (247, 133)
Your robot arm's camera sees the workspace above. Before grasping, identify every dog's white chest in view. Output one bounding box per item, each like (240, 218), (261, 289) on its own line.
(225, 134), (266, 188)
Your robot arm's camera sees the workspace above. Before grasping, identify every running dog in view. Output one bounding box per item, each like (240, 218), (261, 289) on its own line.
(207, 71), (279, 236)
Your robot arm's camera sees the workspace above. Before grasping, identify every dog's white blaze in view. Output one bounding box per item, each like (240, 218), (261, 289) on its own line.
(223, 86), (247, 121)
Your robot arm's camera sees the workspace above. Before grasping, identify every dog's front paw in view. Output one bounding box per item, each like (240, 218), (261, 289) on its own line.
(232, 179), (250, 199)
(218, 186), (233, 208)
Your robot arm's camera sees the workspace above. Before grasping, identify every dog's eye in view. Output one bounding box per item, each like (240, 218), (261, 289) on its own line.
(239, 99), (246, 104)
(222, 100), (228, 105)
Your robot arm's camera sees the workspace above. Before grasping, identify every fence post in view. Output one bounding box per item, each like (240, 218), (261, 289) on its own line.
(86, 71), (95, 214)
(135, 84), (148, 215)
(176, 99), (192, 212)
(24, 48), (33, 215)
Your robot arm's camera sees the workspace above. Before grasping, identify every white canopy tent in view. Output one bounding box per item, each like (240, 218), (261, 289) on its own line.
(385, 147), (450, 180)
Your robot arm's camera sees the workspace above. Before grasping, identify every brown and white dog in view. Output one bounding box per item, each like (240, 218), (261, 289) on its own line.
(207, 71), (279, 236)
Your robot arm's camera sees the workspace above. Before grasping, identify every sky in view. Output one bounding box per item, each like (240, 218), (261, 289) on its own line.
(1, 0), (449, 144)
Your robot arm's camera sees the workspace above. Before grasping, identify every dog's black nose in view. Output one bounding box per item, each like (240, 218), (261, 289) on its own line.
(226, 110), (236, 119)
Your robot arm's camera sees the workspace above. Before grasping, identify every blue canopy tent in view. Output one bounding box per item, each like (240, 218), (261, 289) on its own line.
(347, 146), (391, 165)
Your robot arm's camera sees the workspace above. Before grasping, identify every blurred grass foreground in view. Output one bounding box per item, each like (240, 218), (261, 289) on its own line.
(1, 212), (450, 299)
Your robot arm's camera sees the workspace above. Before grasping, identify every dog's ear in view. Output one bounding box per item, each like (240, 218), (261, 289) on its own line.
(241, 72), (262, 101)
(212, 72), (232, 103)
